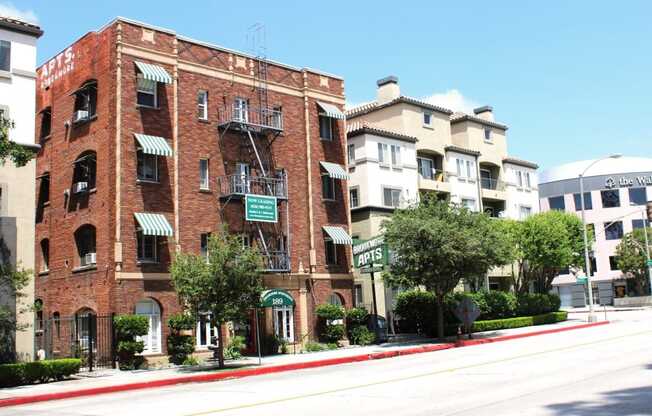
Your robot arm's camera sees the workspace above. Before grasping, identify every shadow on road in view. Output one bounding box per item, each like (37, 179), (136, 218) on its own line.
(545, 384), (652, 415)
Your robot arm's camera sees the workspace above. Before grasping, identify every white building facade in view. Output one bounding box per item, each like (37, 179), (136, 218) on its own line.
(0, 16), (42, 361)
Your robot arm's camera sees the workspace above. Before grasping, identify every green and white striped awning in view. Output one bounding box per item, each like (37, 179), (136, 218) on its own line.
(134, 133), (173, 157)
(134, 213), (174, 236)
(317, 101), (345, 120)
(135, 61), (173, 84)
(323, 226), (353, 245)
(320, 161), (349, 180)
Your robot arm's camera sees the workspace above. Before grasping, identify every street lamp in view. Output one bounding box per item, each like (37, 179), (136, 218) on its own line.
(579, 154), (621, 322)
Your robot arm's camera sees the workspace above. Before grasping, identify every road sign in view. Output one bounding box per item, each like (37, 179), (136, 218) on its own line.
(453, 298), (480, 332)
(353, 236), (388, 268)
(647, 260), (652, 267)
(245, 194), (277, 223)
(360, 265), (384, 274)
(576, 276), (588, 284)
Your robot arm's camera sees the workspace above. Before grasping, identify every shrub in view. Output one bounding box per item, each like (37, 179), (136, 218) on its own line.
(167, 313), (195, 365)
(322, 324), (345, 343)
(346, 307), (368, 326)
(516, 293), (560, 316)
(225, 335), (246, 360)
(350, 326), (375, 346)
(114, 314), (149, 370)
(168, 313), (195, 332)
(326, 343), (339, 350)
(0, 359), (81, 387)
(472, 311), (568, 332)
(182, 356), (199, 366)
(304, 342), (327, 352)
(262, 334), (280, 355)
(481, 291), (517, 319)
(315, 304), (345, 321)
(394, 290), (435, 334)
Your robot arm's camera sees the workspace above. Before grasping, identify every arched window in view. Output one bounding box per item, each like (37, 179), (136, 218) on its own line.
(328, 293), (344, 307)
(34, 299), (44, 331)
(74, 225), (96, 268)
(72, 151), (97, 193)
(135, 298), (161, 354)
(75, 307), (96, 351)
(40, 239), (49, 272)
(72, 79), (97, 123)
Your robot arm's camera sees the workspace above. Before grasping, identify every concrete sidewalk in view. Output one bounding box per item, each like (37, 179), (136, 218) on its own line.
(0, 315), (605, 407)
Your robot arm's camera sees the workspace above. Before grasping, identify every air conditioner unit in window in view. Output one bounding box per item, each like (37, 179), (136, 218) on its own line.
(83, 252), (96, 266)
(73, 110), (89, 123)
(73, 182), (88, 194)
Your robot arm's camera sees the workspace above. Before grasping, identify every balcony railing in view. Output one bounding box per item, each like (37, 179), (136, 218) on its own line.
(218, 174), (287, 199)
(480, 177), (506, 191)
(419, 169), (447, 182)
(218, 104), (283, 132)
(263, 251), (290, 272)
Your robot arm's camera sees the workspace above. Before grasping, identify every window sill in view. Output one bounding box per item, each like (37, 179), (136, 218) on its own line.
(320, 137), (334, 142)
(72, 114), (98, 127)
(198, 118), (210, 124)
(42, 201), (51, 208)
(422, 124), (434, 130)
(38, 270), (49, 277)
(322, 198), (337, 202)
(0, 70), (11, 80)
(484, 140), (493, 145)
(379, 164), (390, 169)
(72, 265), (97, 273)
(137, 105), (160, 110)
(137, 260), (160, 265)
(40, 135), (52, 143)
(392, 166), (403, 171)
(199, 188), (211, 193)
(136, 179), (160, 185)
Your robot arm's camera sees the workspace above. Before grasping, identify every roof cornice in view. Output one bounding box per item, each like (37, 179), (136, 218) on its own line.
(450, 113), (508, 130)
(347, 125), (418, 143)
(346, 96), (453, 119)
(503, 157), (539, 169)
(445, 145), (481, 157)
(0, 17), (43, 38)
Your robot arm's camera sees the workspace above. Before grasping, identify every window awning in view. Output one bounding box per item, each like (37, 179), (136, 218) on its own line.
(134, 213), (174, 236)
(323, 226), (353, 245)
(134, 133), (173, 157)
(317, 101), (345, 120)
(135, 61), (173, 84)
(320, 161), (349, 180)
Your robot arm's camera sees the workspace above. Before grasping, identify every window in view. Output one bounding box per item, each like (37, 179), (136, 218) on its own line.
(328, 293), (344, 306)
(322, 174), (335, 200)
(196, 313), (218, 349)
(484, 128), (492, 142)
(519, 205), (532, 219)
(197, 90), (208, 120)
(137, 232), (158, 263)
(456, 159), (463, 177)
(589, 256), (597, 276)
(137, 151), (158, 182)
(604, 221), (624, 240)
(573, 192), (592, 211)
(234, 98), (248, 122)
(349, 188), (359, 208)
(548, 196), (565, 211)
(325, 239), (337, 265)
(73, 81), (97, 121)
(354, 284), (363, 308)
(53, 312), (61, 338)
(0, 105), (7, 122)
(136, 74), (157, 107)
(273, 306), (294, 342)
(319, 115), (333, 140)
(466, 160), (474, 179)
(199, 159), (209, 190)
(40, 239), (49, 272)
(135, 299), (161, 354)
(72, 152), (97, 192)
(609, 256), (620, 271)
(633, 219), (649, 229)
(462, 198), (476, 211)
(601, 190), (620, 208)
(377, 143), (389, 165)
(418, 157), (434, 180)
(480, 169), (494, 189)
(629, 188), (647, 206)
(423, 112), (432, 126)
(383, 187), (401, 208)
(74, 225), (96, 268)
(516, 171), (523, 187)
(390, 145), (401, 168)
(347, 144), (355, 165)
(0, 40), (10, 72)
(200, 233), (210, 260)
(40, 109), (51, 139)
(525, 172), (531, 188)
(38, 173), (50, 205)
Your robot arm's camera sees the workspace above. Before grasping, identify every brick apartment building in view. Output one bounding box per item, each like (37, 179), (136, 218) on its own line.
(34, 17), (353, 358)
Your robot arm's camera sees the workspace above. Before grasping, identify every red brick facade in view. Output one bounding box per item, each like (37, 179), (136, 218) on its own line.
(34, 18), (353, 355)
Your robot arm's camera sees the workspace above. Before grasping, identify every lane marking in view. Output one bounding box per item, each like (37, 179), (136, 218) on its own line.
(184, 329), (652, 415)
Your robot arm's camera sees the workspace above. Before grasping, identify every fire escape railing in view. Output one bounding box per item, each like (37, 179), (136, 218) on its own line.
(218, 104), (283, 132)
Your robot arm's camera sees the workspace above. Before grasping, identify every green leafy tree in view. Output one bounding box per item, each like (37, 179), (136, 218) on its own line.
(616, 228), (651, 295)
(0, 115), (34, 167)
(0, 260), (31, 364)
(170, 228), (263, 368)
(382, 196), (509, 338)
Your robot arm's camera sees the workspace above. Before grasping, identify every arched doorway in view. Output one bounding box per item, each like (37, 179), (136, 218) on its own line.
(135, 298), (162, 354)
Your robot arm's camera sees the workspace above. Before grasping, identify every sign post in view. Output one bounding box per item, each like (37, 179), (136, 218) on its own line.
(353, 236), (390, 341)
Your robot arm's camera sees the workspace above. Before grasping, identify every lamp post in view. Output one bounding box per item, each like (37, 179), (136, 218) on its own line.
(579, 154), (621, 322)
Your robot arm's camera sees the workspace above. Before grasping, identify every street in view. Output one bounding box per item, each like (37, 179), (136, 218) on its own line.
(4, 310), (652, 416)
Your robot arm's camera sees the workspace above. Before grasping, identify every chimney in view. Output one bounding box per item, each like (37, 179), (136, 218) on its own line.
(473, 105), (494, 121)
(376, 76), (400, 105)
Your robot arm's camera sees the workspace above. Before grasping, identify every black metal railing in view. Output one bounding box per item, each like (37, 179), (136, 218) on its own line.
(218, 104), (283, 131)
(263, 251), (290, 272)
(218, 174), (287, 199)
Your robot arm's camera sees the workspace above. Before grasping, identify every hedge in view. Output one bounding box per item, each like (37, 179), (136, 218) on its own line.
(0, 358), (81, 387)
(470, 311), (568, 333)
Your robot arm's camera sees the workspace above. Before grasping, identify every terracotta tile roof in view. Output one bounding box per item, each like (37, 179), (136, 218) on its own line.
(347, 122), (418, 143)
(444, 145), (481, 157)
(450, 112), (508, 130)
(346, 96), (453, 119)
(0, 16), (43, 37)
(503, 157), (539, 169)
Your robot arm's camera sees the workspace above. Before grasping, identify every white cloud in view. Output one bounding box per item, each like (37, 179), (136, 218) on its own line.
(421, 89), (479, 114)
(0, 2), (38, 24)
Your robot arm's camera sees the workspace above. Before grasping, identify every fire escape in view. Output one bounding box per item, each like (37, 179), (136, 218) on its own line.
(217, 25), (290, 273)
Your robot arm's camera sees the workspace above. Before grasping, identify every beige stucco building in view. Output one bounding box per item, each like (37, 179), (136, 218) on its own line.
(0, 16), (42, 361)
(346, 76), (540, 330)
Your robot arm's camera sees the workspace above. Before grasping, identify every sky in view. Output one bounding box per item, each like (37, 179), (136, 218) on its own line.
(4, 0), (652, 171)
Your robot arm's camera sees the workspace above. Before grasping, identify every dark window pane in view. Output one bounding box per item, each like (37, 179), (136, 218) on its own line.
(319, 116), (332, 140)
(629, 187), (647, 206)
(604, 221), (623, 240)
(609, 256), (620, 271)
(601, 190), (620, 208)
(633, 219), (649, 229)
(549, 196), (565, 211)
(0, 40), (10, 72)
(573, 192), (592, 211)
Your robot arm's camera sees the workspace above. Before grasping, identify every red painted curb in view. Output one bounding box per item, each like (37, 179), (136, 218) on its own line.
(0, 320), (609, 408)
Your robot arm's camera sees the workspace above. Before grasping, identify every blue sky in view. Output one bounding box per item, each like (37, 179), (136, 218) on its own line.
(4, 1), (651, 170)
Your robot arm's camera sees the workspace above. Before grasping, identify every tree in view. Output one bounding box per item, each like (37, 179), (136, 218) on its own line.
(0, 261), (31, 364)
(0, 114), (34, 167)
(170, 228), (263, 367)
(616, 228), (651, 296)
(382, 196), (509, 338)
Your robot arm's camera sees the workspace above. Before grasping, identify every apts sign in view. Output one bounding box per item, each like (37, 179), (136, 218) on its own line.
(352, 236), (388, 268)
(39, 46), (75, 90)
(605, 175), (652, 189)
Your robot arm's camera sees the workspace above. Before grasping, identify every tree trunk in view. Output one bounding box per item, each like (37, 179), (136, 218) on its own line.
(435, 297), (445, 339)
(216, 322), (225, 368)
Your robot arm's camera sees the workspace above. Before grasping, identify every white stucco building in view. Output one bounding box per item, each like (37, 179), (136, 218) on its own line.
(0, 16), (42, 361)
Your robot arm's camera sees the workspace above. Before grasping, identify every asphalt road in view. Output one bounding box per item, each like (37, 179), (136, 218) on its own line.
(5, 310), (652, 416)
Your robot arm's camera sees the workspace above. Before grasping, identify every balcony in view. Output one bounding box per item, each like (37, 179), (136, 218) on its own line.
(218, 104), (283, 134)
(263, 251), (290, 272)
(218, 174), (287, 199)
(480, 178), (508, 201)
(418, 170), (451, 194)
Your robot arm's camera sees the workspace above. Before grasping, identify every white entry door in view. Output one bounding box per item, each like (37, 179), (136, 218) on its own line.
(273, 306), (294, 342)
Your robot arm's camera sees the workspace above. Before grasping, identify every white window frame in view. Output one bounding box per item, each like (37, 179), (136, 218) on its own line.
(423, 111), (432, 127)
(525, 172), (531, 188)
(273, 306), (294, 343)
(519, 205), (532, 220)
(199, 159), (210, 190)
(0, 40), (10, 73)
(484, 128), (492, 142)
(418, 157), (434, 180)
(347, 144), (355, 165)
(197, 90), (208, 120)
(466, 160), (474, 180)
(378, 143), (389, 166)
(200, 233), (210, 261)
(349, 187), (359, 208)
(319, 115), (333, 141)
(322, 174), (335, 200)
(390, 145), (402, 168)
(456, 159), (463, 177)
(234, 98), (248, 122)
(516, 170), (523, 187)
(325, 238), (338, 265)
(383, 186), (402, 208)
(462, 198), (476, 211)
(137, 232), (158, 263)
(136, 73), (158, 108)
(135, 299), (161, 355)
(196, 313), (218, 349)
(137, 150), (159, 182)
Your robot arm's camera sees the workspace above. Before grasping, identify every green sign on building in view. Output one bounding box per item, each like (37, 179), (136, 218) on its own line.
(245, 194), (278, 223)
(260, 289), (295, 308)
(353, 236), (388, 268)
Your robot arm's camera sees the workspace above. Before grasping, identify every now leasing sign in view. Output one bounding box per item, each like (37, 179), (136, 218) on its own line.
(353, 236), (388, 268)
(245, 194), (278, 223)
